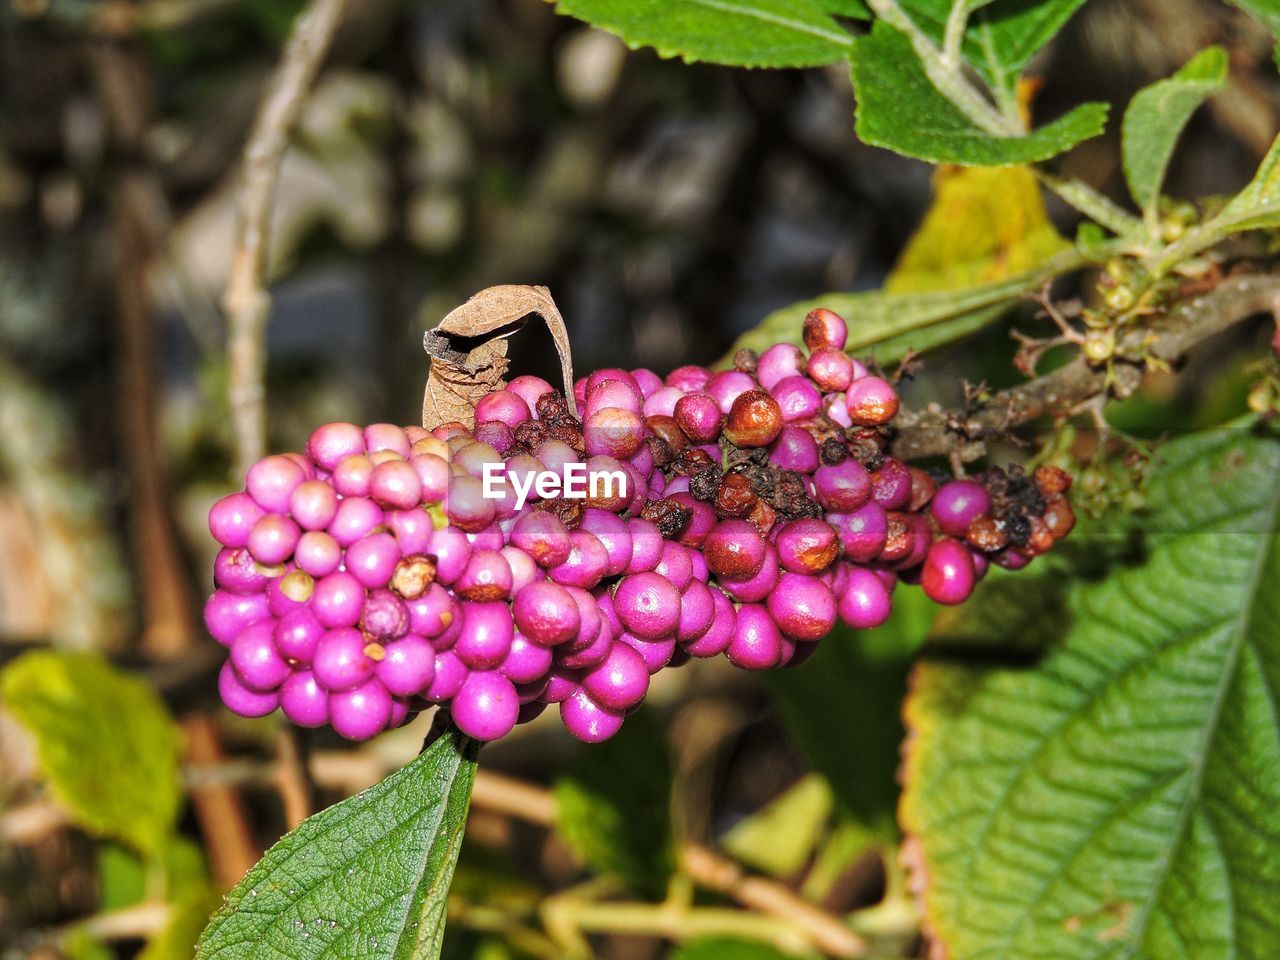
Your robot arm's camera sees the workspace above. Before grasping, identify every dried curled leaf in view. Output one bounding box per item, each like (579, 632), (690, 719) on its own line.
(422, 285), (576, 429)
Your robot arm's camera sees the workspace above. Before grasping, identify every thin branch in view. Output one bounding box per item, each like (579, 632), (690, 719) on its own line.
(941, 1), (970, 69)
(681, 843), (868, 957)
(1034, 169), (1146, 239)
(224, 0), (347, 476)
(891, 273), (1280, 461)
(274, 727), (314, 829)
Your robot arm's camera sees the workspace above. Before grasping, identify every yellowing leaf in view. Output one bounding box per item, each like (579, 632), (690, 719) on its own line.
(722, 774), (834, 877)
(1, 651), (183, 858)
(887, 165), (1068, 294)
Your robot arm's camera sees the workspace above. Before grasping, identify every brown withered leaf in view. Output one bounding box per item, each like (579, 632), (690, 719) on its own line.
(421, 285), (577, 430)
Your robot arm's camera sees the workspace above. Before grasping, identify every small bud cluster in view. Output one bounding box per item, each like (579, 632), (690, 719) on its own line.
(206, 308), (1073, 744)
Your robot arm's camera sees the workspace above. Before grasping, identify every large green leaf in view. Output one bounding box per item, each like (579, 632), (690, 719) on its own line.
(552, 0), (860, 68)
(901, 426), (1280, 959)
(1122, 47), (1227, 217)
(552, 709), (674, 898)
(0, 651), (183, 858)
(726, 249), (1083, 363)
(197, 730), (479, 960)
(851, 22), (1107, 165)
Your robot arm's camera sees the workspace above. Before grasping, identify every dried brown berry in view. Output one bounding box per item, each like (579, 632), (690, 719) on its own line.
(714, 472), (757, 517)
(907, 467), (936, 512)
(965, 514), (1007, 553)
(733, 348), (759, 374)
(641, 497), (692, 539)
(820, 438), (848, 465)
(1025, 515), (1056, 555)
(1034, 465), (1073, 496)
(390, 555), (436, 600)
(689, 464), (724, 502)
(644, 415), (689, 451)
(745, 498), (777, 536)
(1043, 499), (1076, 540)
(879, 513), (915, 563)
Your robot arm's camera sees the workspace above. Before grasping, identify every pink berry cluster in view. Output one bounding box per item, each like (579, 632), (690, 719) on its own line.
(205, 308), (1074, 744)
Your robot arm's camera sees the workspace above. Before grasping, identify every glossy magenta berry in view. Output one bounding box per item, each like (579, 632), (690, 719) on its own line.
(921, 538), (977, 605)
(451, 671), (519, 741)
(930, 480), (992, 538)
(613, 572), (681, 640)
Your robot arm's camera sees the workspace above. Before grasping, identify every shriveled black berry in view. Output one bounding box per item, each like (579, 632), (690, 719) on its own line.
(645, 435), (676, 470)
(820, 438), (848, 465)
(1002, 512), (1031, 548)
(733, 348), (759, 374)
(689, 464), (723, 501)
(641, 497), (692, 539)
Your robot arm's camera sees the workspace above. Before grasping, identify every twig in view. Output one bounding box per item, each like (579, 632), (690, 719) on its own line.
(88, 41), (198, 659)
(274, 727), (314, 829)
(182, 714), (260, 890)
(680, 843), (868, 957)
(224, 0), (347, 476)
(69, 901), (173, 941)
(891, 273), (1280, 461)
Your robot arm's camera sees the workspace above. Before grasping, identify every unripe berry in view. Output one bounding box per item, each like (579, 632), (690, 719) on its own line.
(674, 393), (724, 443)
(846, 376), (899, 426)
(209, 492), (266, 548)
(703, 519), (768, 579)
(725, 390), (784, 448)
(246, 455), (306, 513)
(706, 370), (755, 414)
(766, 573), (836, 641)
(475, 389), (533, 428)
(807, 347), (855, 391)
(803, 308), (848, 350)
(773, 376), (823, 422)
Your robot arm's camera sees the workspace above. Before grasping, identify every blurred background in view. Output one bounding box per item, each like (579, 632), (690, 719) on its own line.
(1, 1), (1278, 958)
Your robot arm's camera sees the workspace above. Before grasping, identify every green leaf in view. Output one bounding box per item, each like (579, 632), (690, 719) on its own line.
(1, 651), (183, 858)
(1122, 47), (1227, 216)
(901, 426), (1280, 959)
(851, 22), (1108, 165)
(552, 0), (859, 68)
(552, 709), (674, 897)
(671, 938), (810, 960)
(766, 590), (935, 836)
(1223, 0), (1280, 36)
(902, 0), (1089, 102)
(61, 929), (116, 960)
(197, 730), (479, 960)
(722, 774), (834, 877)
(1215, 132), (1280, 233)
(726, 250), (1083, 363)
